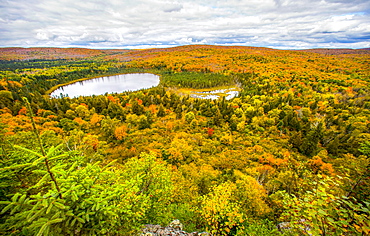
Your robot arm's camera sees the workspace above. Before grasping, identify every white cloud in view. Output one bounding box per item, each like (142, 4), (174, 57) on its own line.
(0, 0), (369, 49)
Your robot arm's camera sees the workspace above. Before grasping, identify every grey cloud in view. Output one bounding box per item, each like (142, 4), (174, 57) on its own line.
(163, 3), (183, 13)
(0, 0), (369, 49)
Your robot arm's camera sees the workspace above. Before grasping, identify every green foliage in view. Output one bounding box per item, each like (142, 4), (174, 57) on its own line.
(59, 118), (78, 131)
(161, 72), (235, 89)
(236, 219), (284, 236)
(359, 141), (370, 157)
(170, 203), (201, 233)
(280, 175), (370, 235)
(185, 111), (195, 123)
(0, 90), (14, 109)
(0, 157), (149, 235)
(0, 144), (174, 235)
(122, 152), (174, 225)
(157, 104), (166, 117)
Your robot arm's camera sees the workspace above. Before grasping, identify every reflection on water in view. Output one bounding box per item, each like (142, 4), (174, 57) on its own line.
(190, 88), (239, 100)
(225, 90), (239, 100)
(51, 73), (160, 98)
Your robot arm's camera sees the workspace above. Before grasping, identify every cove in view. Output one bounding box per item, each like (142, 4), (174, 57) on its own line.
(50, 73), (160, 98)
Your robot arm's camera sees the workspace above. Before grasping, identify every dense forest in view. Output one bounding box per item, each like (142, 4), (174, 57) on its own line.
(0, 45), (369, 235)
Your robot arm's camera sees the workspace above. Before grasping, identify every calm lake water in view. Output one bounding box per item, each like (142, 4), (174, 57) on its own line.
(50, 73), (160, 98)
(190, 88), (240, 100)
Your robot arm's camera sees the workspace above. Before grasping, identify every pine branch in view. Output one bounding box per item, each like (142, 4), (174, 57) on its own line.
(23, 97), (63, 199)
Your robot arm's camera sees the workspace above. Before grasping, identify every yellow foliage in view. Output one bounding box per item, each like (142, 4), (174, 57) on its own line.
(234, 171), (272, 216)
(201, 182), (244, 235)
(114, 125), (128, 141)
(90, 113), (104, 126)
(167, 136), (195, 163)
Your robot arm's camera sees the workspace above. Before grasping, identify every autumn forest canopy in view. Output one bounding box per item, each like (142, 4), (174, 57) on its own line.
(0, 45), (369, 235)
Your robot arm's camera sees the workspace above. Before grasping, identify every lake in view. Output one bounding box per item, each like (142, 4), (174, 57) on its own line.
(50, 73), (160, 98)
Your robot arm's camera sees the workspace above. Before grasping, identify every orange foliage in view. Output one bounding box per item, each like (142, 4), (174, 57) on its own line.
(308, 156), (335, 175)
(114, 125), (128, 141)
(79, 103), (89, 109)
(73, 117), (86, 125)
(18, 107), (27, 116)
(148, 104), (157, 114)
(107, 95), (119, 104)
(90, 113), (104, 126)
(260, 153), (288, 167)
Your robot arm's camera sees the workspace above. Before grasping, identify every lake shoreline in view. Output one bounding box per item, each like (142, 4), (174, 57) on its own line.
(47, 71), (161, 98)
(49, 72), (160, 98)
(169, 84), (241, 100)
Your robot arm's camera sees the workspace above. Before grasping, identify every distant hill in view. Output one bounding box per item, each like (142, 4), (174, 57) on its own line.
(1, 45), (369, 61)
(298, 48), (370, 55)
(0, 47), (130, 61)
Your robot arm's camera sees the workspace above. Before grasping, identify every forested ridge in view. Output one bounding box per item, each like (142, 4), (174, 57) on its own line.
(0, 45), (369, 235)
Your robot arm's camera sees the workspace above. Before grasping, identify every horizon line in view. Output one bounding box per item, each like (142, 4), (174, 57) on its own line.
(1, 44), (369, 51)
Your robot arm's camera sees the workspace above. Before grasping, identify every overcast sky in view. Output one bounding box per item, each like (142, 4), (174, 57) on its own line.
(1, 0), (369, 49)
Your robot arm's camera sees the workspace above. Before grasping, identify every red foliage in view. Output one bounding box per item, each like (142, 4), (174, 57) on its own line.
(207, 128), (214, 137)
(18, 107), (27, 116)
